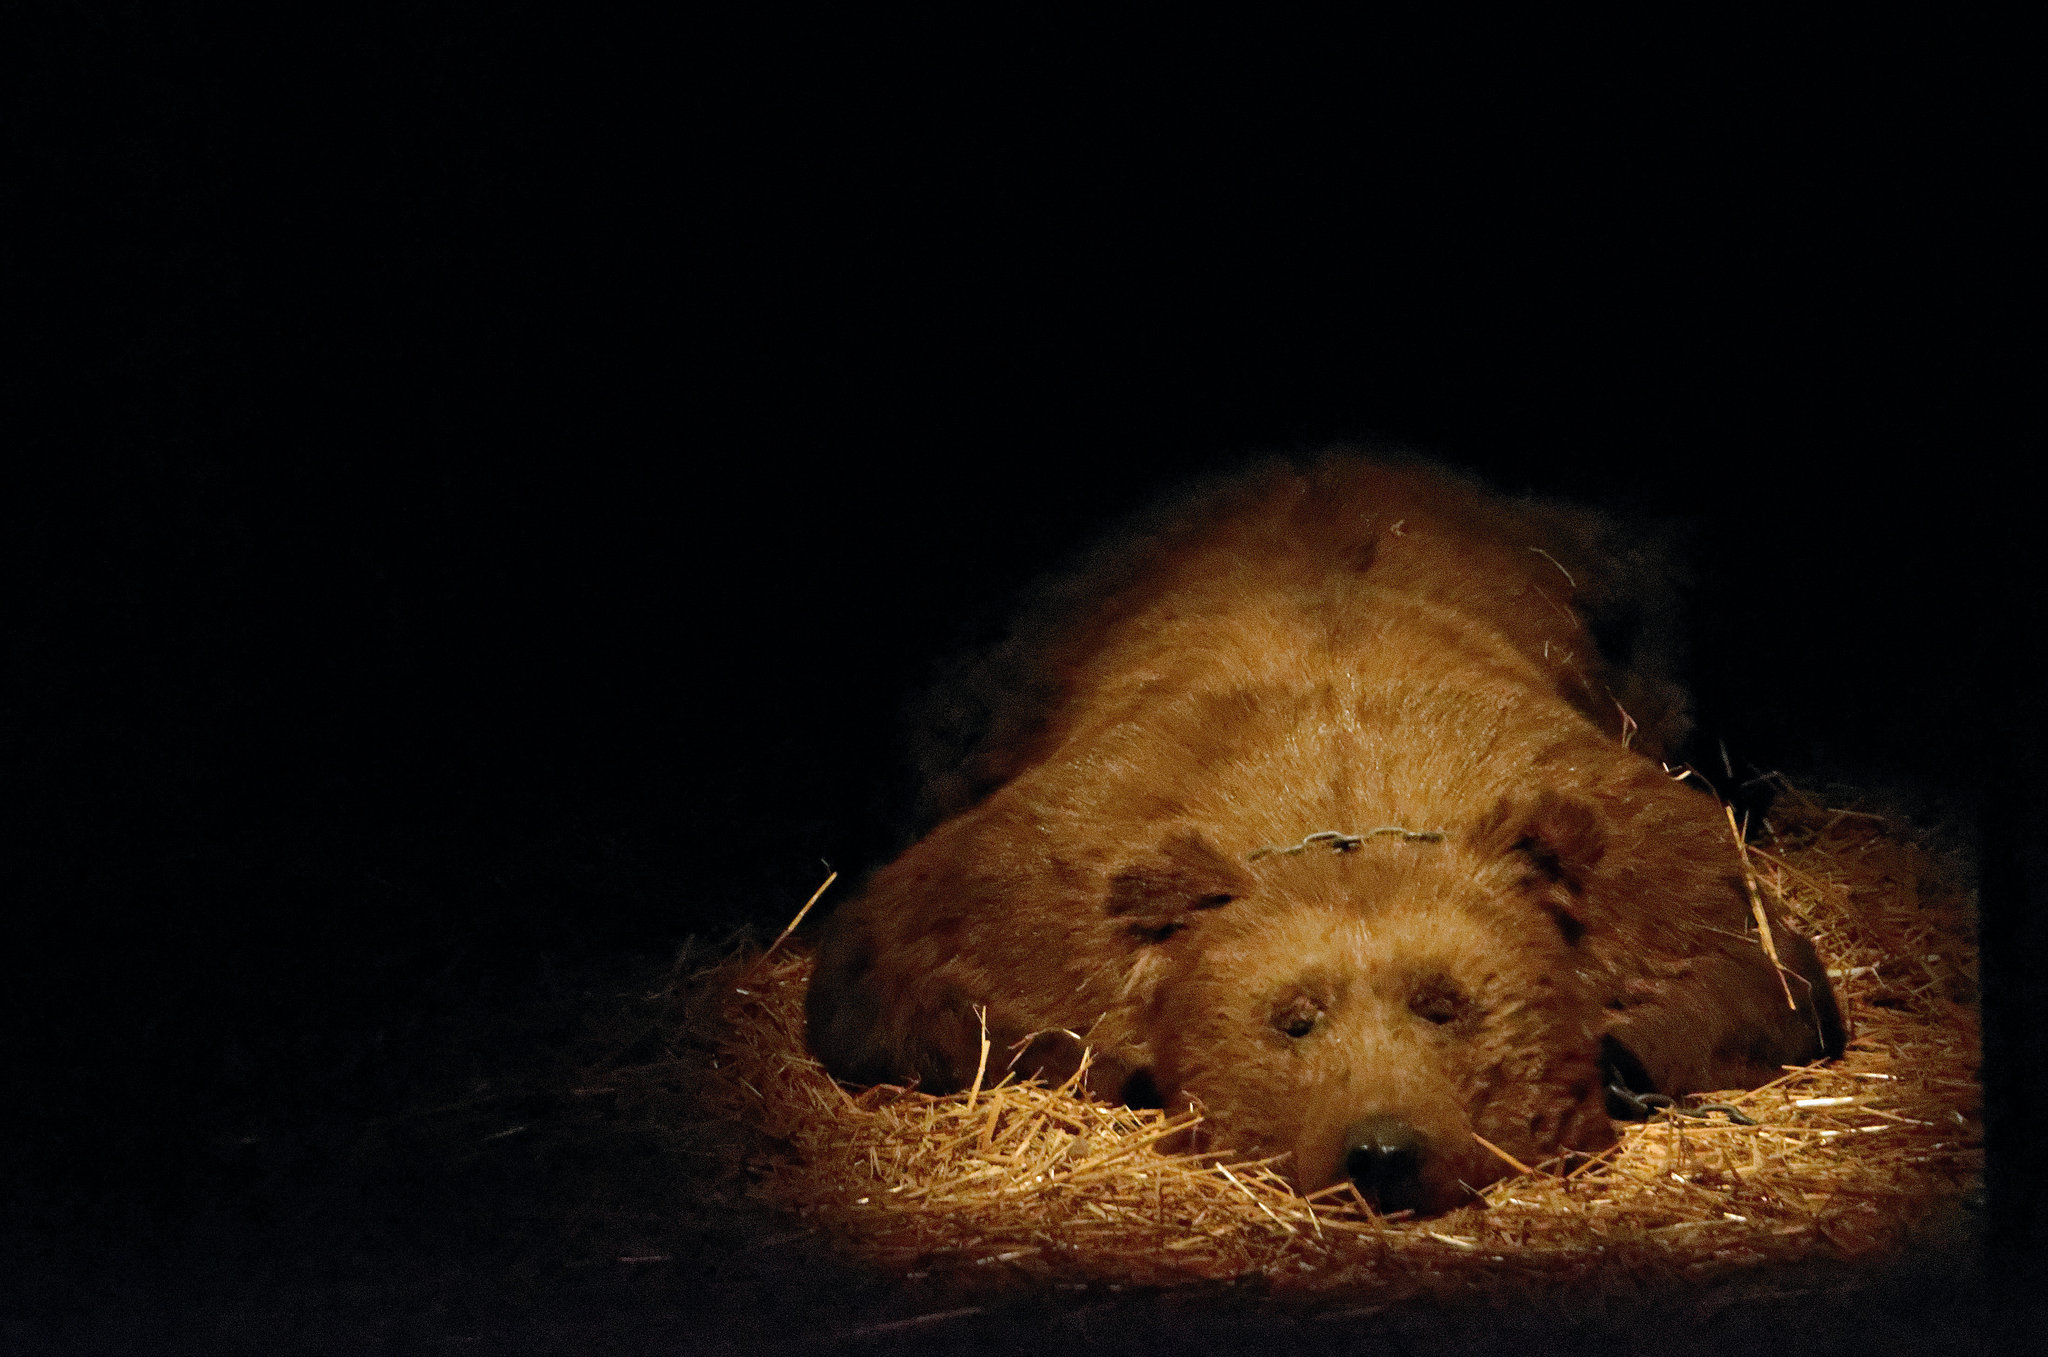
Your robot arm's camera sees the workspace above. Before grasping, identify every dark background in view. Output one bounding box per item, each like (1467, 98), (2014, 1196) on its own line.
(6, 8), (2038, 1352)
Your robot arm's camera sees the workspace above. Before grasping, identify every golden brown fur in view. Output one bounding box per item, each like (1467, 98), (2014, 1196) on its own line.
(807, 453), (1843, 1214)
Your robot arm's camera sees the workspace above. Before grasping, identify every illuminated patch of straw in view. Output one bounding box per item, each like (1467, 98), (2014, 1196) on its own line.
(681, 783), (1980, 1291)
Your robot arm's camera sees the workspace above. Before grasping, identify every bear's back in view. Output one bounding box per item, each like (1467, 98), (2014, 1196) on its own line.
(909, 454), (1690, 831)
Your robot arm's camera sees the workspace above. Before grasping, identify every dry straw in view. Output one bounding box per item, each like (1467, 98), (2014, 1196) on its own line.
(682, 783), (1980, 1293)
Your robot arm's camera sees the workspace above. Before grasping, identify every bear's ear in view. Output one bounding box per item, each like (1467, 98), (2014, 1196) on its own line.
(1476, 789), (1607, 889)
(1475, 790), (1606, 945)
(1106, 830), (1252, 944)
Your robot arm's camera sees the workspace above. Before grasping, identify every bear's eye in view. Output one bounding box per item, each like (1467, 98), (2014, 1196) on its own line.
(1273, 996), (1322, 1039)
(1409, 978), (1468, 1026)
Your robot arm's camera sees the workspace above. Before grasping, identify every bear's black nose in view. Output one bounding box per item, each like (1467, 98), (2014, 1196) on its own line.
(1343, 1115), (1428, 1214)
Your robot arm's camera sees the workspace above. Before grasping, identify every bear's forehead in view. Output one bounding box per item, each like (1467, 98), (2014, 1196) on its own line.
(1243, 844), (1515, 906)
(1211, 887), (1549, 947)
(1191, 903), (1564, 989)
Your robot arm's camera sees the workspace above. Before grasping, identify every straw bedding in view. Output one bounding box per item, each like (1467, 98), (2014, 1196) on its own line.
(670, 782), (1979, 1294)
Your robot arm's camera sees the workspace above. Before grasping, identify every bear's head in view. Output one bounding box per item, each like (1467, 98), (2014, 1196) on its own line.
(1120, 793), (1617, 1216)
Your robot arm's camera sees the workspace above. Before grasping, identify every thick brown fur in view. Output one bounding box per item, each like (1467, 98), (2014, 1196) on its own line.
(807, 453), (1844, 1213)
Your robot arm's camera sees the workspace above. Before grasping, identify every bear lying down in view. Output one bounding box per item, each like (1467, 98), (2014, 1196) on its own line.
(807, 454), (1845, 1216)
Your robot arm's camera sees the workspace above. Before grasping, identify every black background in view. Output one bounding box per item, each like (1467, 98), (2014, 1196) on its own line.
(7, 8), (2040, 1351)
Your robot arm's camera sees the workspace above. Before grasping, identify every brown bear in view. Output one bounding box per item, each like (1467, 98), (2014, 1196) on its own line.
(806, 453), (1844, 1216)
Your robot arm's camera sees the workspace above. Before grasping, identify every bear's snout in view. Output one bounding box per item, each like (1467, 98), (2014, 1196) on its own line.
(1342, 1114), (1431, 1215)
